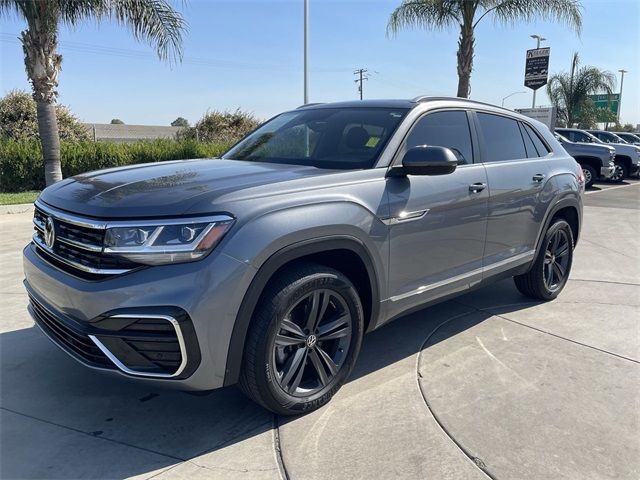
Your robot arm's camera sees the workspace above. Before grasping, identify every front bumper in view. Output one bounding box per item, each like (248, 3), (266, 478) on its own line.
(631, 163), (640, 176)
(23, 243), (252, 390)
(600, 164), (616, 179)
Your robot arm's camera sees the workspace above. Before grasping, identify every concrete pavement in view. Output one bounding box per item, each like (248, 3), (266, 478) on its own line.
(1, 181), (638, 479)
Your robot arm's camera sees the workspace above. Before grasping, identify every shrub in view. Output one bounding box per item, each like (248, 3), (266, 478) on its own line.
(179, 109), (261, 143)
(0, 139), (231, 192)
(0, 90), (90, 142)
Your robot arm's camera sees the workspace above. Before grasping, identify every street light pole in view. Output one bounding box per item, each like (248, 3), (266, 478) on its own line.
(502, 91), (527, 107)
(530, 34), (546, 108)
(617, 69), (627, 123)
(303, 0), (309, 105)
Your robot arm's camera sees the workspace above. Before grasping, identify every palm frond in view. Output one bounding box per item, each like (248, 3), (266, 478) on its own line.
(387, 0), (461, 37)
(109, 0), (186, 62)
(479, 0), (582, 33)
(546, 53), (615, 125)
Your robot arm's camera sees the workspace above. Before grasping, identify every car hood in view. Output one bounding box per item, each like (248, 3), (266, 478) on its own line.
(560, 140), (615, 157)
(39, 159), (335, 218)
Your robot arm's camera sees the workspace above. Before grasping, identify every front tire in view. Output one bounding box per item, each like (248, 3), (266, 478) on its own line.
(239, 263), (364, 415)
(610, 162), (627, 183)
(581, 164), (596, 188)
(514, 219), (574, 301)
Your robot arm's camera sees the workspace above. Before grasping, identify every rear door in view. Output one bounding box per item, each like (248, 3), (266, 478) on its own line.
(474, 112), (553, 272)
(386, 110), (488, 315)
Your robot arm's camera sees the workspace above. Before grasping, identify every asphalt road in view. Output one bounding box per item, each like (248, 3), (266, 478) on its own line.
(1, 180), (638, 480)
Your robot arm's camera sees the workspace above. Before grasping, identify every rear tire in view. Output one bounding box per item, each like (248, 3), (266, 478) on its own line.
(239, 262), (364, 415)
(581, 164), (596, 188)
(514, 219), (574, 301)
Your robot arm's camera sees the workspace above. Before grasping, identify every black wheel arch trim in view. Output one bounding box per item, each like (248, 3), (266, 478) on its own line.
(223, 235), (380, 387)
(533, 197), (581, 263)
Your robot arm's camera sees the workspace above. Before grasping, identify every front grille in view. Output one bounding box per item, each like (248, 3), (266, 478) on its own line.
(29, 295), (114, 369)
(32, 203), (141, 278)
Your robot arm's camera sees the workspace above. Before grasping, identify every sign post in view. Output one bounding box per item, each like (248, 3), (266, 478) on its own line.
(524, 47), (550, 108)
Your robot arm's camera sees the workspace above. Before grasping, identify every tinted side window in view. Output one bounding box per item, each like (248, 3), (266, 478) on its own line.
(406, 111), (473, 164)
(523, 123), (551, 157)
(477, 113), (526, 162)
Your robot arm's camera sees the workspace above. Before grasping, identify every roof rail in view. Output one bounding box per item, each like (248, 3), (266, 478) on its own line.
(297, 102), (325, 109)
(411, 95), (516, 111)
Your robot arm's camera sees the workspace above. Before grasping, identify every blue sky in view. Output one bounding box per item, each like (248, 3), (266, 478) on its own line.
(1, 0), (638, 126)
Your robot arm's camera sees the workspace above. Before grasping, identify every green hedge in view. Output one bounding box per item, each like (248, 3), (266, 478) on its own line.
(0, 139), (231, 192)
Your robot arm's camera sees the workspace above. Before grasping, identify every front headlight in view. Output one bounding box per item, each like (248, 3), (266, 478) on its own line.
(104, 215), (234, 265)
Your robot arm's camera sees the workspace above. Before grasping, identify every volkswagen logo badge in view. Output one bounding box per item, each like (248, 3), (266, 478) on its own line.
(305, 334), (317, 349)
(44, 217), (56, 249)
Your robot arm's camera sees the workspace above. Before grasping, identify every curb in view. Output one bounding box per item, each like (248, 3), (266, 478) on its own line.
(0, 203), (35, 216)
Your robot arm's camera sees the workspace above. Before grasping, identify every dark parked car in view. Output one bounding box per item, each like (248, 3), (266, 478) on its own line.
(554, 132), (616, 187)
(24, 97), (583, 415)
(556, 127), (640, 181)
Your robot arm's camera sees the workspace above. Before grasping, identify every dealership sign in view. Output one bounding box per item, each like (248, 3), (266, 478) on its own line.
(515, 107), (557, 130)
(524, 47), (550, 90)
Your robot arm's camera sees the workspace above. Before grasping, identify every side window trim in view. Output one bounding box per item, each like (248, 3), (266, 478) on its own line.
(390, 108), (476, 167)
(518, 121), (538, 158)
(521, 121), (553, 155)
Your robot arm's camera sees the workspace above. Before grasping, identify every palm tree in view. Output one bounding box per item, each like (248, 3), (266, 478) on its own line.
(0, 0), (186, 186)
(547, 52), (616, 127)
(387, 0), (583, 98)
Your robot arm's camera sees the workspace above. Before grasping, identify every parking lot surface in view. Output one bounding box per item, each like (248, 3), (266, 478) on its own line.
(1, 180), (639, 480)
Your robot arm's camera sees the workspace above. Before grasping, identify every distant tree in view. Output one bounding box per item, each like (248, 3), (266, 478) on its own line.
(387, 0), (582, 98)
(0, 90), (89, 141)
(171, 117), (189, 127)
(110, 118), (125, 125)
(178, 110), (261, 143)
(547, 52), (616, 127)
(0, 0), (186, 186)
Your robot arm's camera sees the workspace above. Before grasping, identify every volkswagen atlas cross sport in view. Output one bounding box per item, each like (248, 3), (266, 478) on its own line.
(24, 97), (583, 415)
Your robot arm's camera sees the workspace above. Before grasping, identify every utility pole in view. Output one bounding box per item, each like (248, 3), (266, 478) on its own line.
(354, 68), (369, 100)
(303, 0), (309, 104)
(617, 69), (627, 123)
(530, 34), (546, 108)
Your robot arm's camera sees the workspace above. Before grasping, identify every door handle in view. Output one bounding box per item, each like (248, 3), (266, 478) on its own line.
(532, 173), (546, 182)
(469, 182), (486, 193)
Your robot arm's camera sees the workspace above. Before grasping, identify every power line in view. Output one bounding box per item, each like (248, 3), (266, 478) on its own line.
(353, 68), (369, 100)
(0, 33), (351, 74)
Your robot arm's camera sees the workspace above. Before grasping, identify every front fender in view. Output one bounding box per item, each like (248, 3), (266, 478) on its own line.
(220, 201), (389, 386)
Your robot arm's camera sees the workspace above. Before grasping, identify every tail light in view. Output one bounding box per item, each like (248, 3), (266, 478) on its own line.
(575, 161), (585, 186)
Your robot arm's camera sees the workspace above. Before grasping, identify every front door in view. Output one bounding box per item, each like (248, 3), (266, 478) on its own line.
(386, 110), (488, 316)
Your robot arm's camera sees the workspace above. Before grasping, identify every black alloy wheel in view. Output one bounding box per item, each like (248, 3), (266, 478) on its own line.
(514, 218), (574, 301)
(273, 289), (352, 396)
(239, 263), (364, 415)
(542, 229), (571, 293)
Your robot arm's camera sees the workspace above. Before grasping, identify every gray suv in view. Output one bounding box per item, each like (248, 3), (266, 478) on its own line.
(24, 97), (583, 415)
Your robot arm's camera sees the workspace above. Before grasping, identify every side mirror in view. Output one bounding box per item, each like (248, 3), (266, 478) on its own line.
(397, 145), (458, 176)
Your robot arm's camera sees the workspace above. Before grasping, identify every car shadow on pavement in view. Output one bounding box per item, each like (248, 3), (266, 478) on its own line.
(0, 280), (540, 479)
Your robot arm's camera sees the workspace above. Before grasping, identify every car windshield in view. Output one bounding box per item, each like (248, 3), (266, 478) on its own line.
(619, 133), (640, 142)
(223, 107), (409, 169)
(554, 133), (570, 142)
(596, 131), (627, 143)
